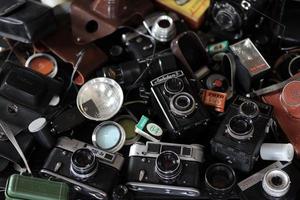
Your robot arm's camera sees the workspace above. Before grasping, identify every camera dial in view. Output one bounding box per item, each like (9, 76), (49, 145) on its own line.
(170, 92), (196, 117)
(164, 78), (184, 94)
(211, 2), (242, 31)
(155, 151), (182, 182)
(262, 169), (290, 198)
(70, 148), (98, 179)
(240, 101), (259, 118)
(227, 115), (254, 141)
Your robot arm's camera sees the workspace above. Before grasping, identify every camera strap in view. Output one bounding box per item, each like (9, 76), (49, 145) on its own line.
(247, 75), (300, 97)
(0, 120), (31, 174)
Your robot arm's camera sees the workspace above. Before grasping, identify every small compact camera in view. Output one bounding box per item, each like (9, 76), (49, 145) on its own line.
(210, 0), (269, 40)
(211, 96), (273, 172)
(126, 141), (205, 197)
(238, 161), (300, 200)
(150, 70), (210, 138)
(122, 12), (185, 60)
(40, 137), (124, 200)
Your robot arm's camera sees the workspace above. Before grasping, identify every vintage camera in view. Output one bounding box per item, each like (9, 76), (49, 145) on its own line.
(40, 137), (125, 200)
(211, 96), (273, 172)
(238, 161), (300, 200)
(98, 52), (178, 89)
(122, 12), (185, 60)
(210, 0), (269, 40)
(150, 70), (210, 138)
(126, 141), (205, 197)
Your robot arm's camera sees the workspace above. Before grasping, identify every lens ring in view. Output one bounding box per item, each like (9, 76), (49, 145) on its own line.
(240, 101), (259, 118)
(164, 78), (184, 94)
(227, 115), (254, 141)
(155, 151), (182, 182)
(170, 92), (196, 117)
(205, 163), (236, 199)
(70, 148), (98, 179)
(262, 169), (290, 198)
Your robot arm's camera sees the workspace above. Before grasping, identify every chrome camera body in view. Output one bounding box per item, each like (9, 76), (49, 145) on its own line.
(40, 137), (124, 200)
(126, 141), (205, 197)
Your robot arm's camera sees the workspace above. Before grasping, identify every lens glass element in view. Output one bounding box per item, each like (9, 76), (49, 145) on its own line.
(71, 148), (97, 179)
(155, 151), (182, 181)
(229, 115), (252, 136)
(240, 101), (259, 118)
(95, 124), (121, 150)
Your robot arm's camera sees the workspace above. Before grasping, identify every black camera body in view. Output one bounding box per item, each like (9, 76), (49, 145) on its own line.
(211, 96), (273, 172)
(150, 70), (210, 139)
(210, 0), (269, 40)
(40, 137), (124, 200)
(126, 141), (205, 197)
(122, 12), (187, 60)
(0, 62), (63, 133)
(238, 161), (300, 200)
(99, 52), (178, 89)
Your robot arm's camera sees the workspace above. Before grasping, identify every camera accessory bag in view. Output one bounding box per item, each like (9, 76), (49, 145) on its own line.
(0, 0), (56, 43)
(5, 174), (69, 200)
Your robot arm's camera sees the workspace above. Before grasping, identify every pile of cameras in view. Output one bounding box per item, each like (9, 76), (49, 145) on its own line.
(0, 0), (300, 200)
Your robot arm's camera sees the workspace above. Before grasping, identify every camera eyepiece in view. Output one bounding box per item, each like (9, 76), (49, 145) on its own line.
(170, 92), (196, 117)
(262, 169), (290, 198)
(155, 151), (182, 182)
(71, 148), (98, 179)
(227, 115), (254, 141)
(205, 163), (236, 200)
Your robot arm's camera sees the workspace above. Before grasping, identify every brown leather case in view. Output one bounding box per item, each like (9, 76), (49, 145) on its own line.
(38, 27), (108, 85)
(263, 74), (300, 156)
(70, 0), (153, 44)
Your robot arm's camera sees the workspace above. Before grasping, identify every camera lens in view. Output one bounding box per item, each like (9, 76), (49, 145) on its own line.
(227, 115), (254, 141)
(212, 2), (242, 31)
(164, 78), (184, 94)
(155, 151), (182, 182)
(71, 148), (98, 179)
(240, 101), (259, 118)
(170, 92), (196, 117)
(205, 163), (236, 200)
(151, 15), (176, 42)
(262, 169), (290, 198)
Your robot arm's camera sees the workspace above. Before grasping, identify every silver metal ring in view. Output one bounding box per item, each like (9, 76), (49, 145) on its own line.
(155, 151), (182, 181)
(151, 15), (176, 42)
(170, 92), (196, 117)
(226, 115), (254, 141)
(262, 169), (290, 198)
(239, 101), (259, 118)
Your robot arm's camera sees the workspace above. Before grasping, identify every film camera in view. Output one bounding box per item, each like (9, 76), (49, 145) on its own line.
(122, 12), (186, 60)
(40, 137), (124, 200)
(211, 96), (273, 172)
(150, 70), (210, 138)
(238, 161), (300, 200)
(126, 141), (205, 197)
(210, 0), (269, 40)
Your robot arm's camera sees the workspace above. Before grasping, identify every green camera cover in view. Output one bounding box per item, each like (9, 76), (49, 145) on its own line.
(5, 174), (69, 200)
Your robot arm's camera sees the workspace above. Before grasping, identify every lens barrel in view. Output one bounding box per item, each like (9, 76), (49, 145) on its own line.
(205, 163), (236, 200)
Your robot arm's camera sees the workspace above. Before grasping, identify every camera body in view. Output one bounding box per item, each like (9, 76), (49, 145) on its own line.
(211, 96), (273, 172)
(210, 0), (269, 40)
(40, 137), (124, 200)
(122, 12), (186, 60)
(238, 161), (300, 200)
(126, 141), (205, 197)
(99, 52), (178, 89)
(150, 70), (210, 138)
